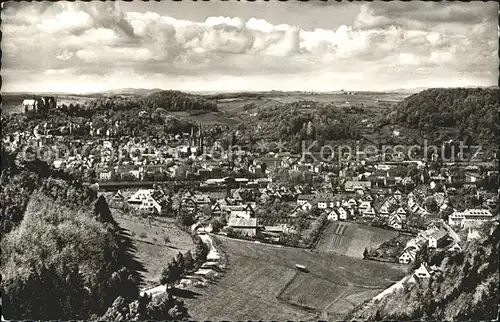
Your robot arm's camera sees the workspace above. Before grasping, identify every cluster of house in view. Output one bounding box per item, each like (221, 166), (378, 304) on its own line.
(398, 208), (496, 265)
(292, 184), (433, 229)
(295, 193), (358, 221)
(410, 262), (442, 282)
(398, 224), (456, 264)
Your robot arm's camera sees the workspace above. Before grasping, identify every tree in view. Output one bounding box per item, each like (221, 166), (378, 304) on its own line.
(160, 262), (179, 290)
(168, 301), (189, 320)
(174, 252), (186, 278)
(210, 216), (226, 233)
(424, 197), (438, 213)
(192, 236), (209, 264)
(411, 244), (430, 271)
(183, 251), (194, 272)
(177, 209), (195, 228)
(174, 165), (187, 180)
(226, 227), (235, 238)
(281, 232), (300, 247)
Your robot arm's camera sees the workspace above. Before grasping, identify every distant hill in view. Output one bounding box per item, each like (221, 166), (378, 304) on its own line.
(98, 88), (164, 96)
(143, 90), (218, 112)
(390, 87), (499, 144)
(384, 85), (498, 95)
(347, 224), (499, 321)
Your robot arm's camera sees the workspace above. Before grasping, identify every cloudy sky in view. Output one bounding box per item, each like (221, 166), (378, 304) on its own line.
(2, 1), (498, 93)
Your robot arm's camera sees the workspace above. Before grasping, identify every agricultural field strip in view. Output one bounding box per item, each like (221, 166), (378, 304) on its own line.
(188, 287), (307, 321)
(227, 252), (350, 287)
(218, 237), (404, 287)
(328, 223), (349, 250)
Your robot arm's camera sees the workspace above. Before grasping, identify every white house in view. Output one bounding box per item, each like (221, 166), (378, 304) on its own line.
(399, 250), (413, 264)
(317, 195), (335, 209)
(428, 228), (448, 248)
(389, 213), (403, 229)
(127, 189), (163, 213)
(337, 207), (348, 220)
(413, 263), (431, 279)
(301, 199), (318, 212)
(358, 201), (372, 214)
(100, 169), (113, 181)
(363, 208), (376, 217)
(227, 217), (258, 237)
(327, 209), (339, 221)
(396, 207), (407, 220)
(399, 242), (422, 264)
(347, 198), (358, 207)
(113, 190), (124, 201)
(318, 200), (329, 209)
(23, 98), (36, 112)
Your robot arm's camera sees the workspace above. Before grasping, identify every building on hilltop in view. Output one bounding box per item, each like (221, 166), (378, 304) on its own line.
(23, 96), (56, 115)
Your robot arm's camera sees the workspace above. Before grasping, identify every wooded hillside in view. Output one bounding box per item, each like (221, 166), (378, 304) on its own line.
(143, 90), (218, 112)
(0, 149), (188, 320)
(391, 88), (499, 144)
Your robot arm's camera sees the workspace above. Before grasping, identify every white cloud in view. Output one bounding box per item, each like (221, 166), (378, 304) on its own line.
(56, 50), (74, 61)
(1, 1), (497, 92)
(38, 10), (94, 34)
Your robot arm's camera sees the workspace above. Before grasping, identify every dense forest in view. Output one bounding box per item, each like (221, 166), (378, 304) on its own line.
(391, 88), (499, 145)
(250, 104), (363, 152)
(0, 148), (190, 320)
(0, 147), (84, 234)
(347, 224), (499, 321)
(143, 90), (218, 112)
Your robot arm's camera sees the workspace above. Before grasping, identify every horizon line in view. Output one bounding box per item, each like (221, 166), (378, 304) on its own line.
(2, 84), (497, 96)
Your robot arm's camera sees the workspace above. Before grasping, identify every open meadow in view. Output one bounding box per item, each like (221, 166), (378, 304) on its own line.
(182, 236), (406, 320)
(315, 222), (400, 258)
(104, 191), (195, 288)
(112, 212), (194, 288)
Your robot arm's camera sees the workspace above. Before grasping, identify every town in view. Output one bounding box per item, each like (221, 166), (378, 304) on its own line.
(2, 1), (499, 321)
(4, 95), (498, 268)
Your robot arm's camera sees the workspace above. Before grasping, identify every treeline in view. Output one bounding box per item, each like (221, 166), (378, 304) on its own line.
(143, 90), (218, 112)
(348, 224), (499, 320)
(159, 235), (209, 288)
(391, 87), (499, 144)
(254, 105), (362, 151)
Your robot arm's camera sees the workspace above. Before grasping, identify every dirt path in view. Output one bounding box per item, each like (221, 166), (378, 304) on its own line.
(321, 289), (350, 319)
(320, 267), (355, 319)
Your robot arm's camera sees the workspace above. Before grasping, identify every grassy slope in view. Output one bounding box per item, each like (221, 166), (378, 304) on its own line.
(108, 206), (194, 288)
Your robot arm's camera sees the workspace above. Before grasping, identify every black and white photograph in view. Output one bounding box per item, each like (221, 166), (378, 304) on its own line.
(1, 0), (499, 321)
